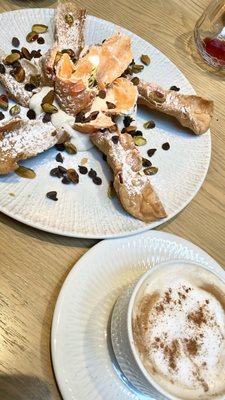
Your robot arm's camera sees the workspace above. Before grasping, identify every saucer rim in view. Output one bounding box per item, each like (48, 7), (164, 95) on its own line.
(51, 230), (222, 400)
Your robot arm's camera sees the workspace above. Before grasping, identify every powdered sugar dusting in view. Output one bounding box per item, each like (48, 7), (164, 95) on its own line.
(100, 130), (147, 196)
(0, 50), (41, 107)
(0, 119), (57, 160)
(55, 1), (86, 57)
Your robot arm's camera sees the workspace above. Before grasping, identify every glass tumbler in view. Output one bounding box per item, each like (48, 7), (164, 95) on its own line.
(194, 0), (225, 69)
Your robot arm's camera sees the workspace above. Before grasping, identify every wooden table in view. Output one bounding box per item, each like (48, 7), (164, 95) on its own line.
(0, 0), (224, 398)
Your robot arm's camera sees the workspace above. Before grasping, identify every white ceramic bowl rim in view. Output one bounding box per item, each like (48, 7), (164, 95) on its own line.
(127, 259), (225, 400)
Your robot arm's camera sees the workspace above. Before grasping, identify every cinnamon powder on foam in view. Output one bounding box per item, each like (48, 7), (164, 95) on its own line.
(133, 279), (225, 395)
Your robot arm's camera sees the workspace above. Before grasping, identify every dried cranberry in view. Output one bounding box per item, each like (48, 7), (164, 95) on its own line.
(56, 153), (64, 163)
(170, 85), (180, 92)
(162, 142), (170, 151)
(58, 165), (67, 175)
(55, 143), (65, 152)
(90, 111), (99, 120)
(75, 111), (85, 123)
(106, 101), (116, 109)
(21, 47), (32, 60)
(62, 176), (71, 184)
(98, 90), (106, 99)
(147, 148), (157, 157)
(111, 135), (119, 144)
(118, 173), (123, 184)
(25, 83), (36, 92)
(123, 115), (133, 127)
(30, 50), (37, 59)
(88, 168), (97, 179)
(78, 165), (88, 174)
(93, 176), (102, 185)
(27, 109), (36, 120)
(0, 63), (6, 74)
(12, 37), (20, 48)
(46, 191), (58, 201)
(142, 158), (152, 167)
(83, 115), (91, 123)
(11, 60), (21, 69)
(33, 49), (42, 58)
(50, 168), (61, 178)
(37, 37), (45, 44)
(42, 113), (52, 123)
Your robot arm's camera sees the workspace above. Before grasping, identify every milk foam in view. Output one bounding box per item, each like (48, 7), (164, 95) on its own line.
(132, 263), (225, 400)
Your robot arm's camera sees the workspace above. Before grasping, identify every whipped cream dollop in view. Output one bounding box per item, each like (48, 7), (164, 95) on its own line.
(29, 87), (93, 151)
(132, 263), (225, 400)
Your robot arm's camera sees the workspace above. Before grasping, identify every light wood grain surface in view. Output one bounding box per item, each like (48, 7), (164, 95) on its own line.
(0, 0), (224, 399)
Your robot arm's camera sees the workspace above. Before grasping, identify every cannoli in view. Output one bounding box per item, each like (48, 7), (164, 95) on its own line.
(42, 0), (86, 84)
(0, 51), (41, 107)
(91, 128), (167, 222)
(0, 118), (67, 174)
(55, 33), (133, 116)
(138, 80), (213, 135)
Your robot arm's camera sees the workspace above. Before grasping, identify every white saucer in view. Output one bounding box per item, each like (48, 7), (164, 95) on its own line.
(51, 231), (221, 400)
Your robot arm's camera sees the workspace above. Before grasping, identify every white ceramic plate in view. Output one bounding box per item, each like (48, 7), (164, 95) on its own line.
(51, 230), (222, 400)
(0, 9), (211, 238)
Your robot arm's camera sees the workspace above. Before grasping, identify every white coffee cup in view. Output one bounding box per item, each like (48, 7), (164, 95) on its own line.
(111, 260), (225, 400)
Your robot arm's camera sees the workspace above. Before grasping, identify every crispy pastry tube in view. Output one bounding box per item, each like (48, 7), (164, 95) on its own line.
(0, 118), (68, 174)
(138, 80), (213, 135)
(42, 0), (86, 84)
(91, 129), (167, 222)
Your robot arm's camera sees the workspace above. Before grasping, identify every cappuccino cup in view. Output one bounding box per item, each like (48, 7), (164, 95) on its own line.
(111, 260), (225, 400)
